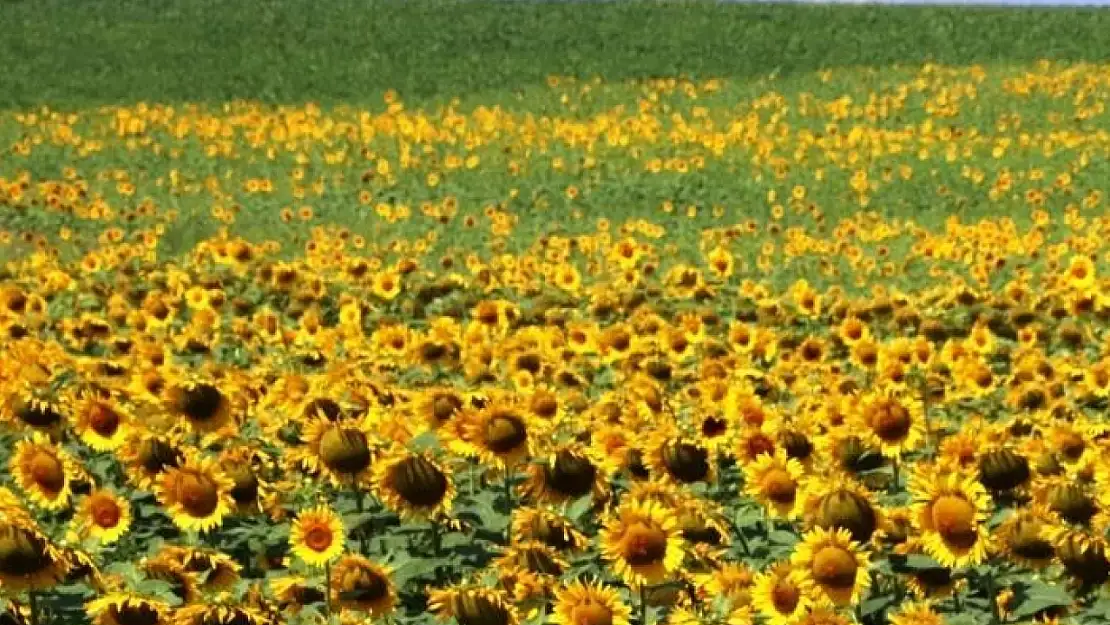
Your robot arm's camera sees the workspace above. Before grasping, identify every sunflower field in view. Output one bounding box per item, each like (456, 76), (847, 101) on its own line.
(5, 3), (1110, 625)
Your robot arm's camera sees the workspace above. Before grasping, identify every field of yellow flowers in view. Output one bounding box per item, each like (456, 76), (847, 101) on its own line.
(5, 4), (1110, 625)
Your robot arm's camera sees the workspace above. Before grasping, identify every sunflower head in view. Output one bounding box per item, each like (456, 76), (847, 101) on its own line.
(372, 449), (455, 521)
(977, 448), (1031, 492)
(156, 458), (234, 533)
(510, 507), (588, 552)
(330, 554), (396, 617)
(11, 434), (73, 511)
(289, 505), (345, 567)
(751, 563), (810, 625)
(523, 445), (606, 505)
(428, 586), (519, 625)
(599, 500), (685, 588)
(76, 489), (132, 545)
(0, 520), (69, 592)
(792, 527), (871, 607)
(805, 478), (881, 544)
(549, 580), (632, 625)
(910, 469), (992, 568)
(165, 380), (233, 434)
(85, 593), (172, 625)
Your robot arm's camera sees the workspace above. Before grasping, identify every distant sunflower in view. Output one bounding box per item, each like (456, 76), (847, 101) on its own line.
(909, 468), (992, 568)
(428, 585), (519, 625)
(522, 444), (608, 505)
(330, 554), (396, 617)
(85, 593), (172, 625)
(599, 500), (685, 588)
(74, 489), (132, 545)
(751, 563), (810, 625)
(792, 527), (871, 607)
(372, 448), (455, 521)
(1048, 526), (1110, 589)
(156, 457), (235, 533)
(495, 540), (569, 582)
(888, 601), (946, 625)
(745, 450), (805, 519)
(0, 519), (69, 592)
(289, 505), (345, 567)
(10, 433), (74, 511)
(549, 579), (632, 625)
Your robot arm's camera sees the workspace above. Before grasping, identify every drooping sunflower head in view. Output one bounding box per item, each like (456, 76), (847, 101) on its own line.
(269, 575), (325, 615)
(598, 499), (685, 588)
(792, 527), (871, 607)
(549, 579), (632, 625)
(522, 444), (607, 505)
(155, 457), (235, 533)
(494, 540), (569, 581)
(802, 476), (882, 545)
(164, 379), (234, 435)
(156, 545), (242, 592)
(218, 446), (268, 513)
(1031, 475), (1102, 529)
(428, 585), (520, 625)
(510, 507), (588, 552)
(0, 519), (69, 593)
(372, 448), (455, 521)
(645, 429), (715, 485)
(329, 554), (396, 617)
(10, 433), (74, 511)
(995, 505), (1058, 569)
(909, 468), (992, 568)
(121, 431), (185, 491)
(173, 603), (266, 625)
(85, 592), (172, 625)
(289, 505), (345, 567)
(976, 447), (1031, 492)
(301, 418), (377, 485)
(75, 489), (132, 545)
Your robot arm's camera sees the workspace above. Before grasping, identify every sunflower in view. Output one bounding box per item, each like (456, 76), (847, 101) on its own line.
(521, 444), (608, 505)
(10, 433), (74, 511)
(792, 527), (871, 607)
(644, 430), (716, 485)
(85, 593), (172, 625)
(888, 601), (946, 625)
(751, 563), (811, 625)
(0, 519), (70, 592)
(156, 545), (242, 592)
(74, 489), (132, 545)
(694, 562), (756, 607)
(855, 385), (925, 457)
(120, 431), (185, 490)
(1065, 255), (1096, 291)
(372, 448), (455, 521)
(455, 397), (540, 471)
(71, 393), (131, 452)
(163, 378), (235, 435)
(1048, 526), (1110, 589)
(1031, 475), (1104, 529)
(745, 450), (805, 519)
(269, 575), (325, 614)
(428, 585), (520, 625)
(141, 556), (199, 605)
(219, 446), (270, 514)
(297, 417), (377, 486)
(909, 467), (992, 568)
(414, 387), (467, 431)
(549, 579), (632, 625)
(510, 507), (589, 552)
(174, 604), (267, 625)
(289, 505), (345, 567)
(801, 475), (882, 545)
(330, 554), (396, 617)
(156, 457), (235, 533)
(995, 505), (1057, 569)
(599, 499), (685, 588)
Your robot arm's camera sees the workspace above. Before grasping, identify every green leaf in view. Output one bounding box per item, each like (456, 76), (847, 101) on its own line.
(1009, 581), (1072, 621)
(566, 495), (593, 523)
(766, 530), (797, 545)
(409, 430), (440, 452)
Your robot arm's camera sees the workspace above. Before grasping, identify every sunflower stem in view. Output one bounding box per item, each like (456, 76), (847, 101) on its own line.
(324, 561), (333, 619)
(29, 591), (39, 625)
(639, 584), (650, 625)
(983, 571), (1000, 625)
(920, 373), (932, 457)
(354, 488), (368, 554)
(889, 456), (900, 493)
(429, 521), (443, 583)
